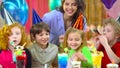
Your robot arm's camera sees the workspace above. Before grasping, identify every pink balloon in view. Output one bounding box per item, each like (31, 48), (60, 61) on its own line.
(104, 0), (120, 19)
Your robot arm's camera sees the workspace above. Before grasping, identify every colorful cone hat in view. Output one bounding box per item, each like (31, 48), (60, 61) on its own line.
(32, 9), (42, 25)
(116, 16), (120, 23)
(0, 2), (5, 27)
(0, 14), (4, 27)
(4, 8), (15, 25)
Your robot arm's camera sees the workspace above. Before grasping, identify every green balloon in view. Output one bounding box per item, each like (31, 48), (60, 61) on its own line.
(49, 0), (61, 11)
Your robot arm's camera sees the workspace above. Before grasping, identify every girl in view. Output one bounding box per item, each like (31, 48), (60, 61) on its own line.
(42, 0), (87, 46)
(0, 22), (31, 68)
(94, 18), (120, 68)
(28, 22), (58, 68)
(63, 27), (92, 68)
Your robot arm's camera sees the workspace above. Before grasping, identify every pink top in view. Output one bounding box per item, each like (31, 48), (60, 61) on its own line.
(0, 50), (16, 68)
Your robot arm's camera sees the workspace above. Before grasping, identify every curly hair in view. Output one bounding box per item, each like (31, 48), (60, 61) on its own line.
(0, 22), (29, 50)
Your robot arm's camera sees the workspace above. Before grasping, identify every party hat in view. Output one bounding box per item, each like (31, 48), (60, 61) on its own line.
(4, 8), (15, 25)
(32, 9), (42, 25)
(116, 16), (120, 23)
(0, 14), (4, 27)
(0, 2), (5, 27)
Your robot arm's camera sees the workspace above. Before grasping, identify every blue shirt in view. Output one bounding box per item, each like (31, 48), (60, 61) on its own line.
(42, 10), (87, 46)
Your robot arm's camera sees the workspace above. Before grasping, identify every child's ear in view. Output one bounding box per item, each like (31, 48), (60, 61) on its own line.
(115, 35), (120, 40)
(115, 34), (120, 38)
(30, 33), (35, 42)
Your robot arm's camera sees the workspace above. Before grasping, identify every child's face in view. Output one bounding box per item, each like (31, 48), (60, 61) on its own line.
(8, 27), (22, 46)
(35, 29), (50, 46)
(103, 24), (116, 42)
(67, 32), (82, 50)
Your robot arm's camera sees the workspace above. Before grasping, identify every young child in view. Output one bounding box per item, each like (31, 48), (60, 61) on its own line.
(0, 22), (31, 68)
(28, 22), (58, 68)
(63, 27), (93, 68)
(94, 18), (120, 68)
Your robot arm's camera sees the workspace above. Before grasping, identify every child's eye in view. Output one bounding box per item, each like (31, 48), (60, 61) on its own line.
(68, 38), (73, 41)
(46, 33), (49, 35)
(16, 32), (20, 35)
(75, 39), (80, 41)
(39, 34), (43, 36)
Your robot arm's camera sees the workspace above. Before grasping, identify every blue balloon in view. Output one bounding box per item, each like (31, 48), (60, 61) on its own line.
(3, 0), (28, 25)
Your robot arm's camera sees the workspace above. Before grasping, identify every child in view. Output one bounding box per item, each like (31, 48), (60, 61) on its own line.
(94, 18), (120, 68)
(0, 22), (31, 68)
(63, 27), (93, 68)
(28, 22), (58, 68)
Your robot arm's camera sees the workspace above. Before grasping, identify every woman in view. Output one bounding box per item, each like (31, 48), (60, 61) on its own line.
(42, 0), (87, 46)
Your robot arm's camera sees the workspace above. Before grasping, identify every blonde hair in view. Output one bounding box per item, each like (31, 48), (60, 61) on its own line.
(63, 27), (87, 52)
(0, 22), (29, 50)
(103, 18), (120, 38)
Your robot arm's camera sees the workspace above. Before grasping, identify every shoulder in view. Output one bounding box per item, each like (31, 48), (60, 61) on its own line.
(27, 44), (36, 51)
(49, 43), (58, 50)
(42, 10), (62, 19)
(82, 46), (92, 55)
(44, 10), (62, 16)
(82, 46), (89, 51)
(49, 43), (58, 48)
(113, 41), (120, 49)
(0, 49), (2, 53)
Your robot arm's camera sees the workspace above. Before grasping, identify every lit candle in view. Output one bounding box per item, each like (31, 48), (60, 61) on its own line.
(107, 63), (118, 68)
(58, 53), (68, 68)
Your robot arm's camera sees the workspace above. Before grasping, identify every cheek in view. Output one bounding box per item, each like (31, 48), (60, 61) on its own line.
(72, 5), (77, 11)
(63, 6), (66, 11)
(77, 42), (82, 46)
(67, 40), (71, 46)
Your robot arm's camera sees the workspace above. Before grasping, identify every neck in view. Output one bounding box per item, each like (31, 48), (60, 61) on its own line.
(63, 13), (73, 22)
(109, 39), (117, 47)
(37, 43), (48, 49)
(8, 45), (14, 52)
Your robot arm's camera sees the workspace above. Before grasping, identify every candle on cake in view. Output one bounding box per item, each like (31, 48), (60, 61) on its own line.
(107, 63), (118, 68)
(107, 61), (118, 68)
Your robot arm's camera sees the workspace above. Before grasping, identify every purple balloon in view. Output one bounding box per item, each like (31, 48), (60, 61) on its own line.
(101, 0), (116, 9)
(3, 0), (28, 25)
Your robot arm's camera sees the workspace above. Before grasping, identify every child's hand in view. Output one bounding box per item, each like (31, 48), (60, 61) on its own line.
(59, 35), (64, 43)
(0, 64), (3, 68)
(73, 52), (87, 61)
(98, 35), (109, 47)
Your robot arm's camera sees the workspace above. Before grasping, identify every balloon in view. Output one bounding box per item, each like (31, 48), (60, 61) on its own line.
(49, 0), (61, 11)
(101, 0), (116, 9)
(3, 0), (28, 25)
